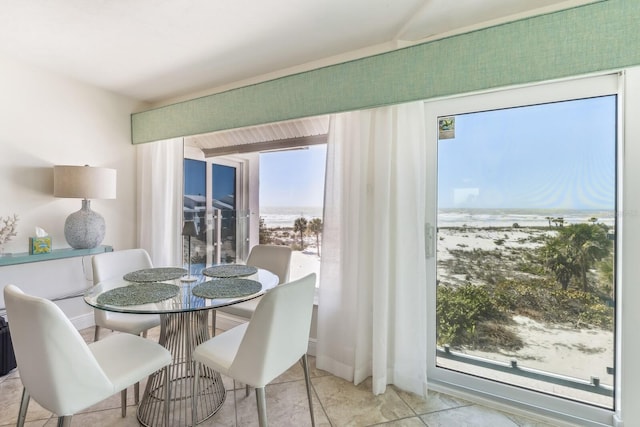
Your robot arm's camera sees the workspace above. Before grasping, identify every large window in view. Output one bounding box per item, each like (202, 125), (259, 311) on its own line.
(183, 141), (327, 284)
(426, 75), (620, 425)
(259, 145), (327, 282)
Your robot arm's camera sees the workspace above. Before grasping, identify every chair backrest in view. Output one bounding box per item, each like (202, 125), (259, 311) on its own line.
(246, 244), (292, 284)
(3, 285), (113, 415)
(92, 248), (153, 325)
(92, 248), (153, 284)
(229, 273), (316, 387)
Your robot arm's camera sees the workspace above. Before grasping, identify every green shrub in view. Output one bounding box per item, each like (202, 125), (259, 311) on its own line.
(437, 284), (496, 347)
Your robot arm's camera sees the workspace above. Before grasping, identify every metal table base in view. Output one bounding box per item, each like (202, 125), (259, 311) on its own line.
(137, 311), (225, 427)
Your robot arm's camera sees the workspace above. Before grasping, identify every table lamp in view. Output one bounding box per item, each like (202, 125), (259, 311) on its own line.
(182, 220), (198, 282)
(53, 165), (116, 249)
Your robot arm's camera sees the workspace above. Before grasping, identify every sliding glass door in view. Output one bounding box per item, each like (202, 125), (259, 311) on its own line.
(183, 158), (245, 268)
(426, 75), (620, 425)
(211, 162), (238, 264)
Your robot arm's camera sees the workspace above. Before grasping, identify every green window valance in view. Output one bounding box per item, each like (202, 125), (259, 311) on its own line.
(131, 0), (638, 145)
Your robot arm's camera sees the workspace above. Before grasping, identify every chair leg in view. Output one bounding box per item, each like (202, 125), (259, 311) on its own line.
(246, 383), (250, 397)
(57, 416), (72, 427)
(301, 354), (316, 427)
(121, 389), (127, 417)
(17, 387), (30, 427)
(164, 365), (171, 427)
(233, 380), (239, 427)
(255, 387), (268, 427)
(192, 362), (200, 425)
(93, 325), (101, 342)
(134, 382), (140, 405)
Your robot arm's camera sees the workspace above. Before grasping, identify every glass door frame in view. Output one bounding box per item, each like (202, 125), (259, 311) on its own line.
(206, 157), (249, 264)
(424, 73), (621, 426)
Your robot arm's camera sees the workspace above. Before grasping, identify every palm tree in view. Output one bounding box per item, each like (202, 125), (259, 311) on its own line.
(541, 238), (576, 291)
(308, 218), (323, 256)
(560, 223), (610, 291)
(542, 223), (611, 291)
(258, 217), (272, 244)
(294, 217), (308, 249)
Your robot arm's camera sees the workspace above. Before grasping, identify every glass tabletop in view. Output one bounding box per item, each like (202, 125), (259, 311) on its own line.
(84, 267), (278, 314)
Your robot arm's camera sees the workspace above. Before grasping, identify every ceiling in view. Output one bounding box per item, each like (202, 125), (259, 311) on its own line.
(0, 0), (595, 104)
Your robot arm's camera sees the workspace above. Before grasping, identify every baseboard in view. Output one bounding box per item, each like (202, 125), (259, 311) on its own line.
(70, 312), (95, 331)
(215, 312), (248, 331)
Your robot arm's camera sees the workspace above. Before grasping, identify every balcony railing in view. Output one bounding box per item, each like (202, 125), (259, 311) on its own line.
(437, 346), (613, 397)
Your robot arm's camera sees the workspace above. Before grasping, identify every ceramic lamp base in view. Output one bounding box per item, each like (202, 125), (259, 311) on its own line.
(64, 199), (105, 249)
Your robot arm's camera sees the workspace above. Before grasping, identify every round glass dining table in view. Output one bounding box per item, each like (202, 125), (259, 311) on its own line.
(84, 267), (278, 427)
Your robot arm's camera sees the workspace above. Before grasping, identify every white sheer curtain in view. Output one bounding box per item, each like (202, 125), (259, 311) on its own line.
(316, 102), (428, 397)
(136, 138), (184, 267)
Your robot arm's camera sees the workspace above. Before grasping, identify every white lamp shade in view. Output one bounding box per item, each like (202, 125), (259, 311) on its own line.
(54, 165), (117, 199)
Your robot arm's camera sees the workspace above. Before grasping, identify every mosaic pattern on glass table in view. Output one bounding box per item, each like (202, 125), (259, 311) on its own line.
(191, 278), (262, 299)
(97, 282), (181, 306)
(123, 267), (187, 282)
(202, 264), (258, 278)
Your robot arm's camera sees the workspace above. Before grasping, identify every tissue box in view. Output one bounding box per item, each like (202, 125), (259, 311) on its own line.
(29, 236), (51, 254)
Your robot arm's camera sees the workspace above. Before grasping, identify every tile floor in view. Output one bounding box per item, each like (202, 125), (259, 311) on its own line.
(0, 326), (566, 427)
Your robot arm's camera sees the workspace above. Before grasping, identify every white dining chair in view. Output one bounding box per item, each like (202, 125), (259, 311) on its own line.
(4, 284), (172, 427)
(91, 248), (161, 342)
(212, 244), (292, 331)
(193, 273), (316, 427)
(92, 248), (162, 404)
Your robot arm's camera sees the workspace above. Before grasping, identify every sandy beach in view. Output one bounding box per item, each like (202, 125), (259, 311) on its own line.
(436, 225), (614, 407)
(289, 248), (321, 282)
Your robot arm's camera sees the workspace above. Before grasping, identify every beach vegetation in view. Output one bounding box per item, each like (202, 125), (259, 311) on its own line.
(258, 217), (273, 244)
(437, 283), (522, 350)
(437, 221), (614, 352)
(308, 218), (323, 256)
(293, 217), (308, 248)
(541, 223), (611, 291)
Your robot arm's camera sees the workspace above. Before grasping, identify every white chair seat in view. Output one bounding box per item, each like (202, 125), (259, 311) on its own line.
(89, 333), (171, 392)
(218, 298), (260, 319)
(194, 323), (247, 373)
(97, 312), (160, 336)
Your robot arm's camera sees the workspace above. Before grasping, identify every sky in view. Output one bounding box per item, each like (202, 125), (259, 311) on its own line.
(437, 95), (617, 210)
(190, 95), (616, 211)
(260, 145), (327, 207)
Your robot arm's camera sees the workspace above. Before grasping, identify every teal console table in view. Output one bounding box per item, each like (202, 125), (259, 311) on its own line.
(0, 245), (113, 267)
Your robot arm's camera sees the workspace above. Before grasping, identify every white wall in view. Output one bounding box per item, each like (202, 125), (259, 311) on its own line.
(0, 53), (147, 322)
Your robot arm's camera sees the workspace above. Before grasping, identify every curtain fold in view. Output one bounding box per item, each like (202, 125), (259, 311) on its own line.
(316, 102), (428, 397)
(136, 138), (184, 267)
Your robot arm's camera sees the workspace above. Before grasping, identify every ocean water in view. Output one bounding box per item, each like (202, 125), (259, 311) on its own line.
(260, 206), (323, 228)
(438, 208), (615, 228)
(260, 207), (615, 228)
